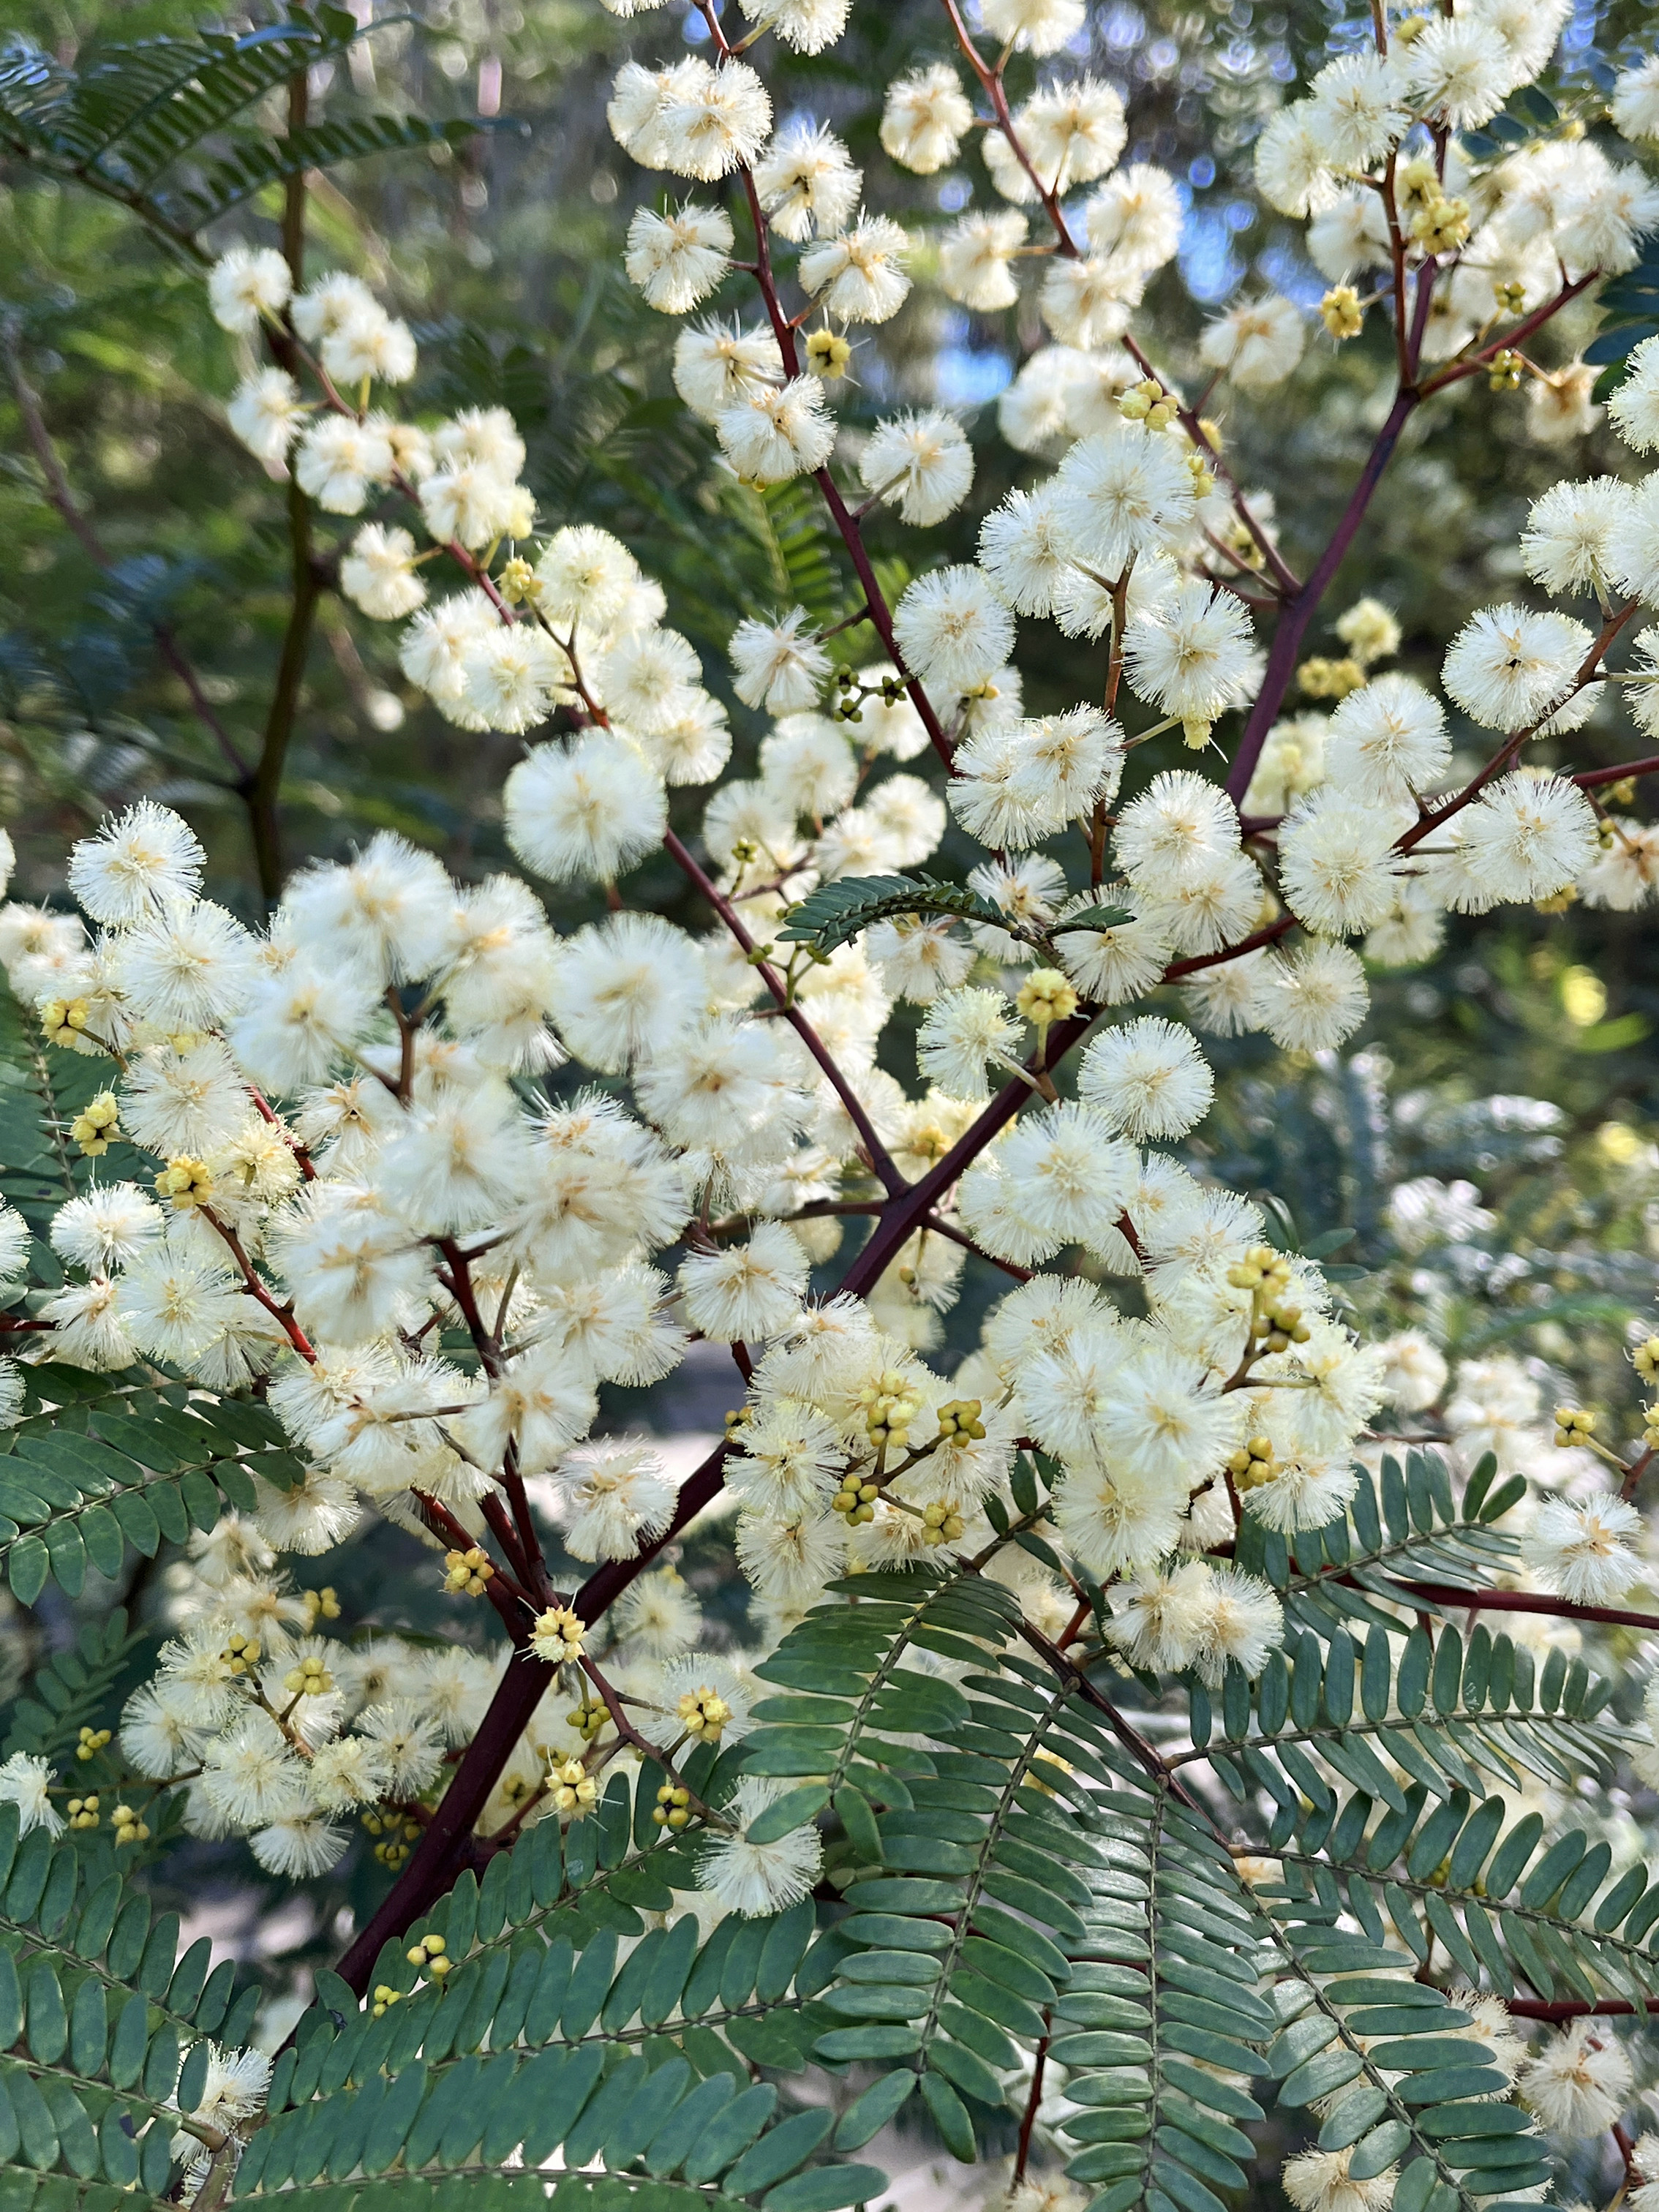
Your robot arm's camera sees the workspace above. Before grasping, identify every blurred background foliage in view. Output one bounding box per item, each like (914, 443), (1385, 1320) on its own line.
(5, 0), (1659, 2097)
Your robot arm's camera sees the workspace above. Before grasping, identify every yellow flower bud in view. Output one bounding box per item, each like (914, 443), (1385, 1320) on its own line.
(805, 329), (852, 380)
(154, 1156), (214, 1209)
(1015, 966), (1079, 1028)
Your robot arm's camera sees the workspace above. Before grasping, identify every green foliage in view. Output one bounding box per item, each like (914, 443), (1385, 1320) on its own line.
(1205, 1463), (1622, 1842)
(778, 875), (1132, 960)
(227, 1761), (877, 2207)
(778, 874), (1005, 956)
(1190, 1603), (1620, 1816)
(0, 11), (484, 253)
(1260, 1913), (1554, 2211)
(1233, 1452), (1530, 1641)
(1265, 1776), (1659, 2012)
(0, 1799), (260, 2204)
(2, 1610), (144, 1761)
(4, 1520), (1657, 2212)
(750, 483), (846, 631)
(753, 1565), (1279, 2178)
(737, 1553), (1603, 2212)
(1590, 271), (1659, 394)
(1052, 905), (1136, 934)
(0, 1365), (303, 1603)
(1458, 86), (1562, 165)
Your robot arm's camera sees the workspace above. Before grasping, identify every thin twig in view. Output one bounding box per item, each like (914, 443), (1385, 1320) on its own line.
(1380, 1578), (1659, 1632)
(663, 828), (906, 1194)
(923, 1208), (1032, 1282)
(1578, 753), (1659, 792)
(2, 316), (249, 783)
(330, 1439), (730, 1993)
(1396, 601), (1642, 854)
(579, 1655), (736, 1832)
(249, 67), (323, 901)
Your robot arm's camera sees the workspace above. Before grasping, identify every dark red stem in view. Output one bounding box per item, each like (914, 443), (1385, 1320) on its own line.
(332, 1441), (729, 1993)
(662, 828), (903, 1194)
(1383, 1579), (1659, 1632)
(1579, 753), (1659, 791)
(1224, 391), (1416, 805)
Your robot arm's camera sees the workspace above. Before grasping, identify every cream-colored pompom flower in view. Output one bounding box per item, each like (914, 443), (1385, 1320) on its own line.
(938, 211), (1028, 312)
(717, 376), (838, 484)
(1518, 2020), (1633, 2137)
(798, 215), (913, 325)
(1612, 53), (1659, 143)
(880, 64), (973, 175)
(1198, 293), (1306, 390)
(1441, 604), (1592, 732)
(858, 410), (974, 526)
(753, 121), (860, 240)
(505, 731), (668, 887)
(208, 244), (293, 333)
(892, 567), (1015, 695)
(697, 1776), (823, 1916)
(1521, 1491), (1641, 1606)
(730, 609), (831, 714)
(624, 203), (734, 314)
(1079, 1016), (1215, 1141)
(979, 0), (1085, 56)
(227, 369), (306, 465)
(658, 58), (771, 182)
(339, 524), (426, 622)
(736, 0), (851, 53)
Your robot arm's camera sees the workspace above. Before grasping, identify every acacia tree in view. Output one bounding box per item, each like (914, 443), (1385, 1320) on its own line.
(6, 4), (1659, 2212)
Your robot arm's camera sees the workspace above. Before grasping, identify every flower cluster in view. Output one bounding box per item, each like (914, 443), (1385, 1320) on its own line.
(7, 0), (1659, 2162)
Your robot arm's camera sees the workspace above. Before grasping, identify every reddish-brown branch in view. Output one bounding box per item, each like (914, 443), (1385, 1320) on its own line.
(411, 1489), (535, 1623)
(435, 1238), (502, 1378)
(938, 0), (1079, 254)
(1163, 914), (1298, 980)
(840, 1013), (1094, 1299)
(1621, 1445), (1654, 1502)
(478, 1489), (535, 1595)
(431, 1241), (548, 1596)
(1224, 389), (1418, 806)
(662, 828), (904, 1193)
(331, 1440), (729, 1993)
(1122, 335), (1301, 601)
(1397, 601), (1643, 854)
(1213, 253), (1587, 810)
(1382, 1579), (1659, 1632)
(922, 1209), (1032, 1282)
(200, 1207), (315, 1361)
(248, 1086), (316, 1181)
(1014, 2038), (1049, 2183)
(1015, 1616), (1206, 1815)
(1577, 753), (1659, 792)
(578, 1655), (733, 1831)
(685, 50), (955, 775)
(813, 467), (955, 771)
(1379, 155), (1411, 388)
(1418, 274), (1598, 396)
(500, 1440), (549, 1600)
